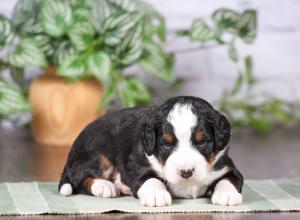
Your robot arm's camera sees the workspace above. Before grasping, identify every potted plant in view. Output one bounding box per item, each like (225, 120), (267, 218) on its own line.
(0, 0), (174, 147)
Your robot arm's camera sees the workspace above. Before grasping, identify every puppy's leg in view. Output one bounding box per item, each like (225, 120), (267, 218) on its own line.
(84, 177), (118, 198)
(137, 178), (172, 207)
(211, 168), (243, 206)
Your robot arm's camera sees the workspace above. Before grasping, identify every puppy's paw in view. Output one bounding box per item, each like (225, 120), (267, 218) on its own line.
(91, 179), (118, 198)
(211, 179), (242, 206)
(137, 178), (172, 207)
(211, 189), (242, 206)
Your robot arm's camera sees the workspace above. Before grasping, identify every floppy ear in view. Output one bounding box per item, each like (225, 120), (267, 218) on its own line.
(211, 110), (231, 152)
(141, 117), (157, 156)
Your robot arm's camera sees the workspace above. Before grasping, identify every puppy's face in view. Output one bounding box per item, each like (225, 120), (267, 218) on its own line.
(142, 97), (230, 185)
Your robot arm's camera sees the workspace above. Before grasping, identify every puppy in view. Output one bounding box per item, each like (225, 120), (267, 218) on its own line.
(58, 96), (243, 207)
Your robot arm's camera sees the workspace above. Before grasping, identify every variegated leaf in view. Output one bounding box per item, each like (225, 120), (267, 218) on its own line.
(73, 7), (91, 23)
(40, 0), (73, 37)
(139, 43), (174, 82)
(91, 0), (113, 32)
(189, 19), (217, 41)
(101, 75), (118, 107)
(107, 0), (138, 12)
(213, 8), (240, 33)
(9, 38), (47, 68)
(121, 77), (151, 107)
(57, 54), (84, 79)
(32, 34), (54, 56)
(87, 52), (111, 83)
(68, 22), (95, 51)
(53, 41), (76, 66)
(116, 23), (144, 66)
(0, 15), (14, 46)
(11, 0), (42, 35)
(0, 79), (30, 116)
(237, 10), (257, 43)
(103, 12), (143, 47)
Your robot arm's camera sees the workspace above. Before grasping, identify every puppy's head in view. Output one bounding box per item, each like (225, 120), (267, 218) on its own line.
(142, 96), (230, 185)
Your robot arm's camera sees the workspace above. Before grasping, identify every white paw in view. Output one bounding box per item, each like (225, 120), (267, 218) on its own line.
(137, 178), (172, 207)
(91, 179), (118, 198)
(211, 179), (242, 206)
(211, 189), (242, 206)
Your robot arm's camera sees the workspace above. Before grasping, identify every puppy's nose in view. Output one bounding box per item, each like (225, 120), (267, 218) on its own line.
(180, 168), (195, 179)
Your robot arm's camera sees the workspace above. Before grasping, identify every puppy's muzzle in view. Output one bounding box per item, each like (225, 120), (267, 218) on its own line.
(180, 168), (195, 179)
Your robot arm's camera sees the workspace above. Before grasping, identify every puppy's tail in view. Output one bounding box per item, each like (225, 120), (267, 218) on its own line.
(58, 166), (73, 196)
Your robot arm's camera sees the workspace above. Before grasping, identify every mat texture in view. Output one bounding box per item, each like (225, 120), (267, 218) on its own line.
(0, 178), (300, 215)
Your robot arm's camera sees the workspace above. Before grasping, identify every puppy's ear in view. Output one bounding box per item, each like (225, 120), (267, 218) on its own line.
(141, 117), (157, 156)
(211, 110), (231, 152)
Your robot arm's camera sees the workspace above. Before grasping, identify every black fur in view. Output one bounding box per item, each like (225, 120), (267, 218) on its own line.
(58, 96), (243, 198)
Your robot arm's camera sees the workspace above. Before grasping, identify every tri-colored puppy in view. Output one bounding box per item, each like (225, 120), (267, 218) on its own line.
(59, 96), (243, 207)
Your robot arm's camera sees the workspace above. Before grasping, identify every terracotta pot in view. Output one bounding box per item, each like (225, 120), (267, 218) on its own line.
(29, 67), (105, 147)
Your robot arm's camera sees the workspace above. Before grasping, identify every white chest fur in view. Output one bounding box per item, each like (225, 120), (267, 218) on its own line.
(168, 167), (229, 199)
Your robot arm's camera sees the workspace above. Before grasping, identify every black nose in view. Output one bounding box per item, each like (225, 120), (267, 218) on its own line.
(180, 168), (195, 179)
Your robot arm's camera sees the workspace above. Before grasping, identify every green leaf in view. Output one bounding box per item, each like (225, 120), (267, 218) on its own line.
(139, 43), (174, 82)
(212, 8), (240, 33)
(53, 41), (76, 66)
(57, 55), (84, 79)
(237, 10), (257, 43)
(9, 38), (48, 68)
(121, 77), (151, 107)
(0, 78), (30, 116)
(115, 23), (144, 66)
(231, 71), (243, 96)
(10, 66), (27, 92)
(244, 55), (256, 85)
(91, 0), (113, 32)
(32, 34), (54, 56)
(0, 15), (14, 47)
(11, 0), (42, 35)
(189, 19), (217, 41)
(87, 52), (111, 83)
(228, 42), (238, 62)
(73, 6), (91, 23)
(103, 12), (144, 47)
(40, 0), (73, 37)
(68, 22), (95, 51)
(248, 117), (272, 133)
(101, 72), (118, 108)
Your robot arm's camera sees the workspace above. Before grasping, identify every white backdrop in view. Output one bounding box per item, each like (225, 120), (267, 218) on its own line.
(1, 0), (300, 103)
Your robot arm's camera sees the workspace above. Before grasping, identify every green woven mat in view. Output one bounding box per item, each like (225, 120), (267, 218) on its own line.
(0, 178), (300, 215)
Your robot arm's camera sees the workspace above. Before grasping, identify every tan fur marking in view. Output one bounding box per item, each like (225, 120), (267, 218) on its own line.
(111, 169), (133, 195)
(194, 130), (204, 142)
(163, 132), (174, 144)
(207, 153), (216, 171)
(84, 177), (95, 192)
(99, 154), (114, 178)
(156, 155), (166, 166)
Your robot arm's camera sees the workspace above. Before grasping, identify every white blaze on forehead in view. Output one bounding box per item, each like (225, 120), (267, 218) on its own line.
(166, 103), (197, 138)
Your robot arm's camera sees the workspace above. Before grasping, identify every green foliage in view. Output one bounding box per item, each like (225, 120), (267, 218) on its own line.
(1, 2), (299, 133)
(0, 0), (172, 112)
(9, 38), (48, 68)
(0, 78), (30, 116)
(139, 43), (174, 82)
(0, 15), (14, 47)
(178, 8), (300, 132)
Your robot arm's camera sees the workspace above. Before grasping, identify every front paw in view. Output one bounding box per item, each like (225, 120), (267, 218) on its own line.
(211, 189), (242, 206)
(91, 179), (118, 198)
(137, 178), (172, 207)
(211, 179), (242, 206)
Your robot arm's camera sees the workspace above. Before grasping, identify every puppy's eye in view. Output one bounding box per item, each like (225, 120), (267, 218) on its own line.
(197, 139), (206, 146)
